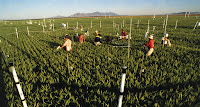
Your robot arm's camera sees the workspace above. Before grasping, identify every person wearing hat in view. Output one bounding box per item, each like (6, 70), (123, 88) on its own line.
(60, 35), (72, 51)
(162, 33), (171, 47)
(63, 34), (68, 39)
(80, 25), (83, 31)
(94, 31), (102, 46)
(79, 34), (85, 44)
(144, 34), (154, 56)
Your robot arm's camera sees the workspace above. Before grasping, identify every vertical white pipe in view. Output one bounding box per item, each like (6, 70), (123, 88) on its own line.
(118, 95), (123, 107)
(188, 12), (190, 17)
(137, 19), (139, 28)
(163, 20), (165, 29)
(128, 18), (132, 58)
(164, 15), (168, 34)
(185, 12), (187, 18)
(22, 101), (28, 107)
(147, 20), (149, 33)
(100, 21), (101, 28)
(91, 21), (92, 28)
(15, 28), (18, 38)
(175, 20), (178, 29)
(43, 25), (45, 33)
(53, 23), (55, 31)
(123, 20), (124, 27)
(27, 27), (29, 35)
(118, 25), (119, 32)
(120, 73), (126, 93)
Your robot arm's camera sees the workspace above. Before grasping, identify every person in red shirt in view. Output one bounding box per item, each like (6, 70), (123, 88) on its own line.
(144, 34), (154, 56)
(79, 34), (85, 44)
(121, 29), (127, 40)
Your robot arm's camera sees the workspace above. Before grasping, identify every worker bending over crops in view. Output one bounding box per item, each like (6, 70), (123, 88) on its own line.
(106, 36), (113, 44)
(94, 31), (102, 46)
(60, 35), (72, 51)
(79, 34), (85, 44)
(73, 33), (79, 41)
(144, 34), (154, 56)
(80, 25), (83, 31)
(121, 29), (127, 40)
(161, 33), (171, 47)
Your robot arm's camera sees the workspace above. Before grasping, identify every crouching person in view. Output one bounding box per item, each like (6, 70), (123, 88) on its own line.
(60, 35), (72, 51)
(94, 31), (102, 46)
(162, 37), (171, 47)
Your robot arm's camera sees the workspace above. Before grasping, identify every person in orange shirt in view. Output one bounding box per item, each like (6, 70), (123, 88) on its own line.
(79, 34), (85, 44)
(60, 35), (72, 51)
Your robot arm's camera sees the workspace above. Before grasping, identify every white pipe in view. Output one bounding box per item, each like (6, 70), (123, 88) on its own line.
(91, 21), (92, 28)
(10, 66), (19, 83)
(22, 100), (28, 107)
(147, 20), (149, 33)
(120, 73), (126, 93)
(100, 21), (101, 28)
(175, 20), (178, 29)
(15, 28), (18, 38)
(53, 23), (55, 31)
(43, 25), (45, 33)
(118, 95), (123, 107)
(16, 84), (25, 100)
(137, 19), (139, 28)
(185, 12), (187, 18)
(163, 20), (165, 29)
(123, 20), (124, 27)
(188, 12), (190, 17)
(27, 27), (29, 35)
(10, 64), (28, 107)
(194, 21), (198, 30)
(164, 15), (168, 34)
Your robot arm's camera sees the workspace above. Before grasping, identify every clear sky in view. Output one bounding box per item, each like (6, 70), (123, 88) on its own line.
(0, 0), (200, 20)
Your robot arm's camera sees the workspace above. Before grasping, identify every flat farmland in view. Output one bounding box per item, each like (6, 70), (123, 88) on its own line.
(0, 15), (200, 106)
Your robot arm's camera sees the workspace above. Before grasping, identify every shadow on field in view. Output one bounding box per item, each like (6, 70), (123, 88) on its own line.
(0, 50), (9, 106)
(126, 72), (200, 106)
(50, 81), (119, 106)
(30, 63), (119, 106)
(39, 40), (60, 48)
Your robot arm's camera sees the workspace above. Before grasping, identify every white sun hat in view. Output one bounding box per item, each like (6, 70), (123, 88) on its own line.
(148, 34), (154, 39)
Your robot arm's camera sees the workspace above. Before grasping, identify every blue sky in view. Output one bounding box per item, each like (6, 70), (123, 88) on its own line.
(0, 0), (199, 20)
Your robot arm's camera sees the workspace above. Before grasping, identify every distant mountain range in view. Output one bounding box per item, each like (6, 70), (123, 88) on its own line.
(50, 11), (200, 19)
(169, 12), (200, 15)
(69, 12), (119, 17)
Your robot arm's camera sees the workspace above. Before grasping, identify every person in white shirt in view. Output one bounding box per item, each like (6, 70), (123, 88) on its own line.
(60, 35), (72, 51)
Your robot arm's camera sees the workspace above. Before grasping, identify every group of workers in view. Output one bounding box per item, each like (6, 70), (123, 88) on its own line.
(59, 29), (171, 57)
